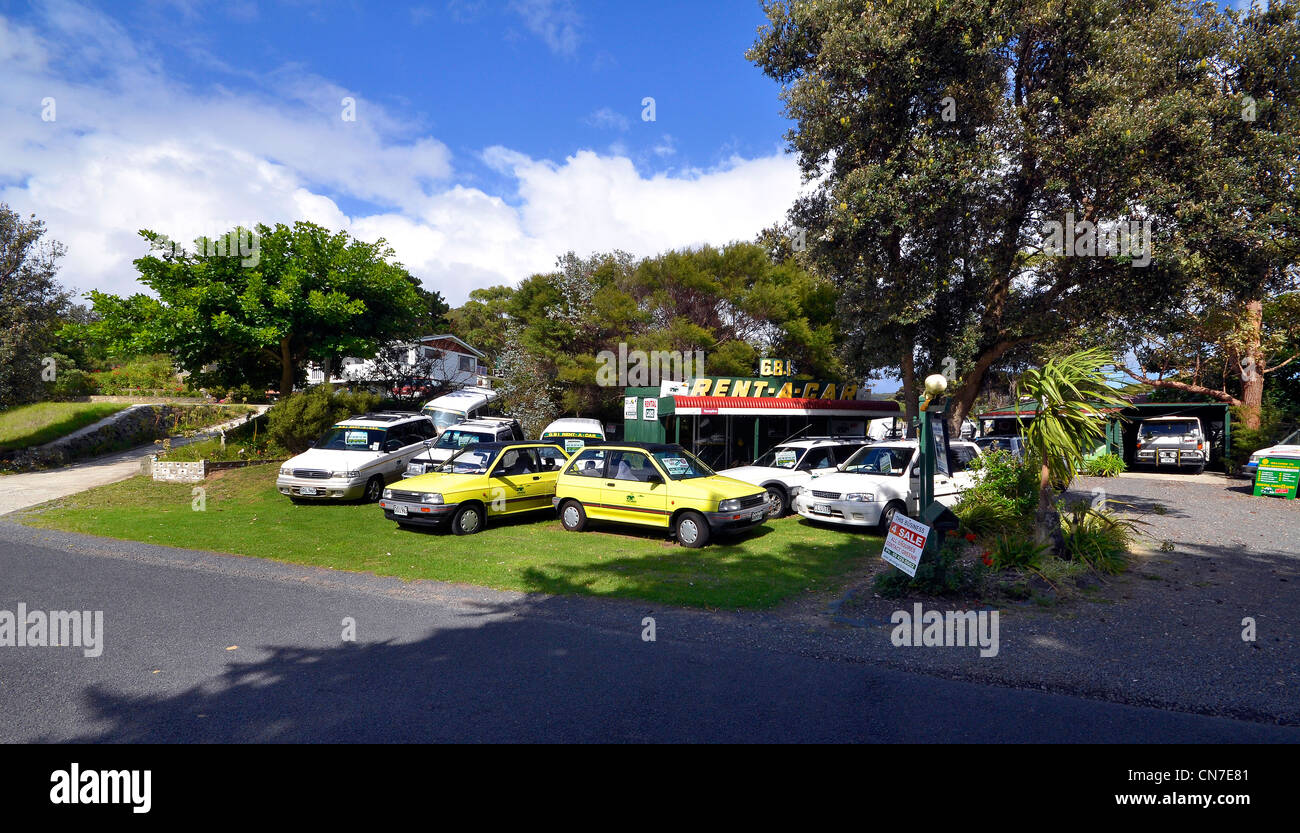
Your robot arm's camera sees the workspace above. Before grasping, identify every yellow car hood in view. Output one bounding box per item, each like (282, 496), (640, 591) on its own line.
(672, 474), (765, 503)
(396, 472), (490, 496)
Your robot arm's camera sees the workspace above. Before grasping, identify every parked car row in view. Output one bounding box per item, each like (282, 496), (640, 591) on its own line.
(275, 409), (995, 546)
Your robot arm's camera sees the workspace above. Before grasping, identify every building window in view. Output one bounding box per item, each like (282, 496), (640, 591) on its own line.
(459, 355), (475, 372)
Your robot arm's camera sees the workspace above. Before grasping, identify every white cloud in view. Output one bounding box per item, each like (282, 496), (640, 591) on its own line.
(509, 0), (581, 57)
(0, 2), (804, 308)
(584, 107), (630, 132)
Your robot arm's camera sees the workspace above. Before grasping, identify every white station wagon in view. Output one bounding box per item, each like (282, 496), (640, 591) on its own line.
(277, 412), (437, 502)
(719, 438), (871, 517)
(790, 440), (983, 530)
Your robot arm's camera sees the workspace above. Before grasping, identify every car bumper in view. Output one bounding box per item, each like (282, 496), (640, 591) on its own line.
(277, 476), (367, 500)
(1242, 461), (1259, 479)
(791, 494), (884, 526)
(704, 506), (768, 534)
(1134, 450), (1205, 466)
(378, 498), (459, 525)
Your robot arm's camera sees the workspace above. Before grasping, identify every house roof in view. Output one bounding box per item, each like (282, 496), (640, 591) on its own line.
(415, 334), (484, 359)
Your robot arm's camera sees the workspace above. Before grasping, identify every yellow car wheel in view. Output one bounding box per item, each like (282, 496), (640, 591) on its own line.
(674, 511), (710, 548)
(559, 500), (587, 532)
(452, 503), (485, 535)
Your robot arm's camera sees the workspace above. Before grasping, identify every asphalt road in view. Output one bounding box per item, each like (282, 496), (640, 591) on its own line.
(1, 523), (1295, 743)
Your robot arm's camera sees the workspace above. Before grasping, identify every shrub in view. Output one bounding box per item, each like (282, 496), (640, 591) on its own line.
(987, 535), (1049, 571)
(954, 448), (1038, 536)
(266, 385), (381, 454)
(1059, 501), (1143, 574)
(91, 354), (183, 395)
(1082, 453), (1126, 477)
(48, 368), (98, 399)
(874, 539), (986, 598)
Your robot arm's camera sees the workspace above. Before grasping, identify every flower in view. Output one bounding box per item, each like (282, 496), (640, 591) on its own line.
(965, 532), (978, 543)
(981, 551), (993, 567)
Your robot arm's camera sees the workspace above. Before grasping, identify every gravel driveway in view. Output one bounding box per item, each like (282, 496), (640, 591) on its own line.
(769, 471), (1300, 726)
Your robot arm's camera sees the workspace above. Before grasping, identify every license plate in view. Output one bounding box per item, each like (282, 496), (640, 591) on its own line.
(813, 502), (831, 514)
(1159, 451), (1176, 463)
(393, 504), (408, 516)
(298, 487), (318, 496)
(750, 509), (764, 522)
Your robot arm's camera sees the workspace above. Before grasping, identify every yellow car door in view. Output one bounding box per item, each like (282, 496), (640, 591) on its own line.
(560, 446), (610, 518)
(601, 449), (670, 528)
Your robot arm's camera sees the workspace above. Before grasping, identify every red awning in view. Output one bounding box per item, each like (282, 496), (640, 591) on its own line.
(671, 396), (901, 417)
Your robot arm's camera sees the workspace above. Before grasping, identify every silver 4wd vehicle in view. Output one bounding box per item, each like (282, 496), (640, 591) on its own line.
(277, 412), (437, 502)
(1134, 416), (1207, 474)
(403, 417), (526, 476)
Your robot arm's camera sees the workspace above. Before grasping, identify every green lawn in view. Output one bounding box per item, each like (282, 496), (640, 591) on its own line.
(0, 402), (127, 451)
(17, 466), (884, 609)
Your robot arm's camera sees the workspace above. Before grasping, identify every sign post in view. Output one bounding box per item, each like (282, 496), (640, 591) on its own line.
(881, 513), (932, 577)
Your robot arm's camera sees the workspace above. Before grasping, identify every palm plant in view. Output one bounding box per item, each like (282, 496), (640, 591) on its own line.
(1015, 348), (1131, 552)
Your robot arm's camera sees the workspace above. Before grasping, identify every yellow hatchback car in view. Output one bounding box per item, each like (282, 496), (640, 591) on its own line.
(379, 441), (570, 535)
(553, 442), (768, 547)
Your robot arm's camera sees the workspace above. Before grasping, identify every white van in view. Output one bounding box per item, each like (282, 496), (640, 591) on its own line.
(539, 417), (606, 455)
(420, 385), (500, 436)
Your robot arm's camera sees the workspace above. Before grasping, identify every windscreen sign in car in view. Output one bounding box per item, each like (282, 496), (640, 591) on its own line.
(881, 514), (932, 577)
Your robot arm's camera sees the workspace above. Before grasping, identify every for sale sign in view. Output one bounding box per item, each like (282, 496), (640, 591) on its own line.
(1254, 456), (1299, 499)
(881, 513), (931, 577)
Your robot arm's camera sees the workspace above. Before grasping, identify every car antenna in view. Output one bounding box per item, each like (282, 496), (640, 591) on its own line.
(774, 424), (814, 446)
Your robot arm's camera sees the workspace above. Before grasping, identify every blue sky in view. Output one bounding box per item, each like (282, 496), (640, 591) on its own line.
(0, 0), (805, 304)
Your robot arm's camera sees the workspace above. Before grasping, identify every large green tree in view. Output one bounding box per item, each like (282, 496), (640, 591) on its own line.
(1121, 1), (1300, 429)
(449, 243), (844, 426)
(0, 204), (70, 408)
(749, 0), (1221, 430)
(87, 222), (428, 395)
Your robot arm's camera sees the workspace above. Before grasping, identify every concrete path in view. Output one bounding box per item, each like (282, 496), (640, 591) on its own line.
(0, 406), (267, 517)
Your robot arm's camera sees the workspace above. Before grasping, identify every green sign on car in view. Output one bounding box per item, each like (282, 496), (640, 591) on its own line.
(1253, 456), (1299, 500)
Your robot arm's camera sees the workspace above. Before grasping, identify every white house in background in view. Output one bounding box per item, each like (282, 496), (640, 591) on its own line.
(306, 334), (488, 389)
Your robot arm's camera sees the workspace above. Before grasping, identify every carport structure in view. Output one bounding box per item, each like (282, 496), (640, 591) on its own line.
(976, 401), (1233, 472)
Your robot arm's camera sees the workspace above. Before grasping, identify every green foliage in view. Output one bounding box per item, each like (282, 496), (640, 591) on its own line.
(266, 385), (381, 454)
(1017, 348), (1132, 489)
(451, 244), (839, 427)
(0, 204), (71, 408)
(954, 448), (1038, 535)
(874, 539), (986, 598)
(88, 222), (426, 395)
(1083, 453), (1127, 477)
(1228, 405), (1288, 470)
(748, 0), (1214, 425)
(988, 535), (1049, 571)
(90, 355), (185, 395)
(1059, 502), (1142, 574)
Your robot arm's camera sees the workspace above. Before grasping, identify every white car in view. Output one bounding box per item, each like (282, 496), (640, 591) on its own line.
(539, 417), (606, 455)
(1244, 428), (1300, 480)
(276, 412), (436, 502)
(719, 439), (871, 517)
(790, 440), (983, 530)
(403, 417), (525, 476)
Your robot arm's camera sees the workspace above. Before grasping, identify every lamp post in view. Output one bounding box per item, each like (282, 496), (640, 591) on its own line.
(916, 373), (956, 554)
(917, 373), (949, 510)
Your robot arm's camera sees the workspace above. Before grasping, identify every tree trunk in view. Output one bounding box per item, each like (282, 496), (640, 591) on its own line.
(948, 339), (1027, 433)
(279, 336), (295, 395)
(1239, 298), (1264, 431)
(1033, 460), (1065, 555)
(900, 348), (918, 439)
